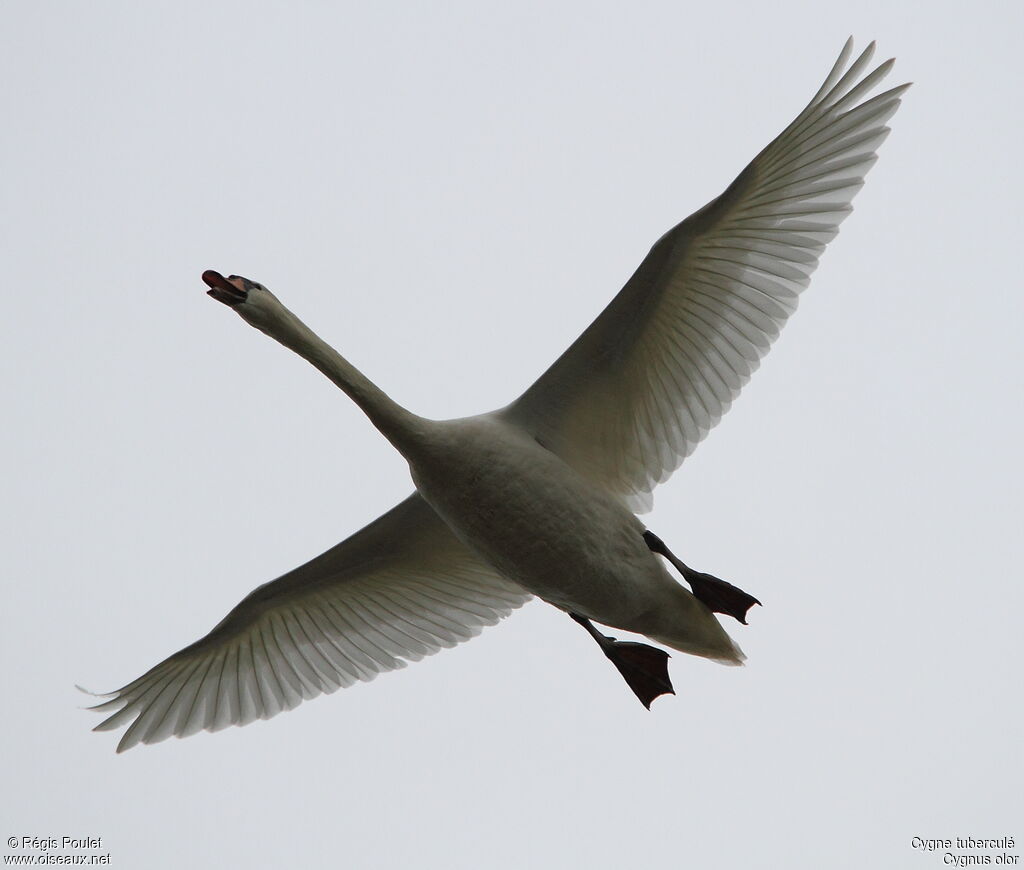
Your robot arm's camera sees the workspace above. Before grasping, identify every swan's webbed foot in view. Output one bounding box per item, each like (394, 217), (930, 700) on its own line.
(570, 612), (674, 709)
(676, 567), (762, 625)
(643, 530), (761, 625)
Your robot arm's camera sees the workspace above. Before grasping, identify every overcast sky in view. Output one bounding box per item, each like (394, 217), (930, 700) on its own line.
(3, 2), (1021, 868)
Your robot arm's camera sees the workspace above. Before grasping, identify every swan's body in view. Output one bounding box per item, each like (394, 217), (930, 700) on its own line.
(90, 39), (907, 750)
(408, 413), (739, 661)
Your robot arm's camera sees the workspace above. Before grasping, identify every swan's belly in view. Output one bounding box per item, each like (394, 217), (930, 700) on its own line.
(407, 416), (668, 624)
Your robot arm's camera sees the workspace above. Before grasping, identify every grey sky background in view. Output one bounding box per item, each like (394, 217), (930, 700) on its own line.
(3, 2), (1021, 868)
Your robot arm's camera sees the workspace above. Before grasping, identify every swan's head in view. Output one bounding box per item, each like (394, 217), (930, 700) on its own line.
(202, 269), (289, 334)
(202, 270), (266, 306)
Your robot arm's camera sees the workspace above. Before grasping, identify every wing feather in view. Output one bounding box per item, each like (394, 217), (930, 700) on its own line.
(88, 493), (530, 751)
(505, 40), (907, 510)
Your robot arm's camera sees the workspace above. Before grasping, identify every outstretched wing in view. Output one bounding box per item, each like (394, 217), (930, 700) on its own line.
(89, 493), (531, 752)
(505, 39), (908, 512)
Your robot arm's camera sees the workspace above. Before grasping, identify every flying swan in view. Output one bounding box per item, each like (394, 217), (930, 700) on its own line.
(88, 39), (907, 751)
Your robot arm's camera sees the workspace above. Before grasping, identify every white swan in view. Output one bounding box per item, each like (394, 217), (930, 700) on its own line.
(90, 39), (907, 751)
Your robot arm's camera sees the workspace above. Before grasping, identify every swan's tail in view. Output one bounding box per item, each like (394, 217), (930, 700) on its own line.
(652, 626), (746, 666)
(639, 582), (747, 666)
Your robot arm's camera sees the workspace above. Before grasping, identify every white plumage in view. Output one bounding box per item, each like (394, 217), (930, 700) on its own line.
(89, 39), (907, 751)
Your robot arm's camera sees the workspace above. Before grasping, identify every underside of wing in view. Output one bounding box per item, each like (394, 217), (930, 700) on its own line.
(506, 39), (908, 512)
(88, 493), (531, 751)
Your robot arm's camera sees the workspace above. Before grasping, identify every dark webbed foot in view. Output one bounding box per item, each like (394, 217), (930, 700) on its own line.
(643, 530), (761, 625)
(599, 640), (674, 710)
(676, 567), (762, 625)
(570, 613), (674, 709)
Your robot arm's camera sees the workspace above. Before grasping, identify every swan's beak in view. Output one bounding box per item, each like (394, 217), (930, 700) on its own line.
(202, 270), (253, 307)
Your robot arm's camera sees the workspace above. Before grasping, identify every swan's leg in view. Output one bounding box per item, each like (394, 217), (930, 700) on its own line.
(643, 530), (761, 625)
(569, 612), (674, 709)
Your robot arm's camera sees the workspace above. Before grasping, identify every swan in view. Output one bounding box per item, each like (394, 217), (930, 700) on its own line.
(88, 39), (907, 751)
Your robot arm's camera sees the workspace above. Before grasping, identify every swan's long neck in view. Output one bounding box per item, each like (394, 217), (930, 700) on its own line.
(239, 297), (428, 455)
